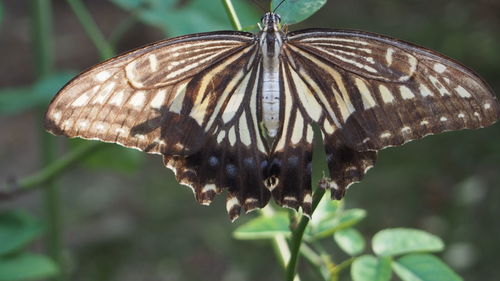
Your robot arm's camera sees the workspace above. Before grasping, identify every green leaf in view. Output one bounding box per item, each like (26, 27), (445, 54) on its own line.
(309, 195), (340, 227)
(233, 212), (291, 240)
(392, 254), (463, 281)
(311, 208), (366, 239)
(0, 253), (59, 281)
(372, 228), (444, 257)
(351, 255), (392, 281)
(271, 0), (326, 25)
(334, 228), (365, 256)
(0, 211), (43, 255)
(0, 71), (76, 116)
(111, 0), (260, 35)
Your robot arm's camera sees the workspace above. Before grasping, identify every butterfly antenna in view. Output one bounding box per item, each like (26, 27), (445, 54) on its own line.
(273, 0), (287, 13)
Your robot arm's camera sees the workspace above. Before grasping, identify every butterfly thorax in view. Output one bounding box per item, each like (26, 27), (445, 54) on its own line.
(259, 12), (284, 138)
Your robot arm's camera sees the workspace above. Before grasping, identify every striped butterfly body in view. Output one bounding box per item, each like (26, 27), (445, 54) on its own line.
(45, 12), (500, 221)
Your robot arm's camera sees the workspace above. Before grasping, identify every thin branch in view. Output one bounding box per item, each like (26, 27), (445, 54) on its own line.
(285, 125), (329, 281)
(31, 0), (53, 77)
(1, 142), (104, 196)
(286, 188), (326, 281)
(300, 244), (332, 281)
(31, 0), (64, 280)
(221, 0), (242, 31)
(109, 15), (138, 47)
(65, 0), (115, 60)
(331, 257), (355, 280)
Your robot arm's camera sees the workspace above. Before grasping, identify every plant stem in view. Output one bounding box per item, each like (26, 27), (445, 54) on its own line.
(332, 257), (355, 276)
(109, 15), (138, 47)
(221, 0), (242, 31)
(286, 188), (325, 281)
(285, 125), (329, 281)
(66, 0), (115, 60)
(31, 0), (53, 78)
(300, 243), (323, 267)
(31, 0), (63, 280)
(1, 142), (104, 196)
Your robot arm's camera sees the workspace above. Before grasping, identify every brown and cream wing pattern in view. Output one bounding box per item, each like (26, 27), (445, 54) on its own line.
(284, 28), (500, 197)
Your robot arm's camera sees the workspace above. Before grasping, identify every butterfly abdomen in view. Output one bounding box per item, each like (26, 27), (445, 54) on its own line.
(259, 28), (284, 138)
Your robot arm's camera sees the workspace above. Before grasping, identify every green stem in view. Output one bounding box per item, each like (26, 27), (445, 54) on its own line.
(300, 243), (323, 268)
(109, 15), (138, 47)
(1, 142), (104, 196)
(285, 125), (329, 281)
(221, 0), (242, 31)
(31, 0), (53, 78)
(30, 0), (63, 280)
(300, 244), (330, 281)
(42, 167), (62, 281)
(65, 0), (115, 60)
(331, 257), (355, 280)
(286, 188), (326, 281)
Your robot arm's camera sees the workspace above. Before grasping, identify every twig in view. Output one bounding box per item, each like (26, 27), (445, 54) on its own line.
(65, 0), (115, 60)
(285, 125), (329, 281)
(1, 142), (104, 196)
(221, 0), (242, 31)
(31, 0), (64, 280)
(286, 187), (326, 281)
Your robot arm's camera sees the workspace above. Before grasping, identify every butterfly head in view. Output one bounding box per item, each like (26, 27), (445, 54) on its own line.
(260, 12), (281, 32)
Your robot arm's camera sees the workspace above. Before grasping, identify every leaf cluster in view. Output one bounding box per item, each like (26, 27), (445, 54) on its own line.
(234, 197), (462, 281)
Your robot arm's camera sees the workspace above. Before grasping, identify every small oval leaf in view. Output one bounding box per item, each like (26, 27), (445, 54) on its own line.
(271, 0), (327, 25)
(310, 195), (340, 227)
(351, 255), (392, 281)
(392, 254), (463, 281)
(0, 211), (43, 255)
(0, 253), (59, 281)
(334, 228), (366, 256)
(312, 209), (366, 239)
(373, 228), (444, 257)
(233, 212), (291, 240)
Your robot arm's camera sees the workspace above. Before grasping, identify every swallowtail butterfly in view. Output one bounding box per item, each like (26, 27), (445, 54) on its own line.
(45, 12), (500, 221)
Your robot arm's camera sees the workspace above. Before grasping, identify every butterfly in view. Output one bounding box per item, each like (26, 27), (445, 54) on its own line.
(45, 12), (500, 221)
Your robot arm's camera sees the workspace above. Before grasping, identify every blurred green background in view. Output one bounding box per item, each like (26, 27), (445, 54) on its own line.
(0, 0), (499, 280)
